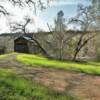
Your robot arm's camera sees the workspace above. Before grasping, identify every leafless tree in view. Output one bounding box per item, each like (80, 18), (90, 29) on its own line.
(46, 11), (75, 60)
(10, 16), (33, 33)
(69, 4), (98, 61)
(10, 15), (50, 57)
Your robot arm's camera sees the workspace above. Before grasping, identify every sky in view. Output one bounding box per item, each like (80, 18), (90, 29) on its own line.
(0, 0), (91, 33)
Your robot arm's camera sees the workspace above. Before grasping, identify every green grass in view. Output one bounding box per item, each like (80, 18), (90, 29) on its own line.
(0, 54), (8, 59)
(0, 52), (17, 59)
(0, 68), (76, 100)
(17, 54), (100, 75)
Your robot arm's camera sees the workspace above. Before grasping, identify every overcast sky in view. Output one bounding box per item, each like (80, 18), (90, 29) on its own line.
(0, 0), (91, 33)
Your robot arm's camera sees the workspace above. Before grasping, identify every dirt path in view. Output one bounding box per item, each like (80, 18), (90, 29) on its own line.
(0, 54), (100, 100)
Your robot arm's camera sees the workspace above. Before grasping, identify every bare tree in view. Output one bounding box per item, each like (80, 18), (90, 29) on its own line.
(46, 11), (75, 60)
(10, 16), (33, 33)
(10, 15), (50, 57)
(69, 4), (98, 61)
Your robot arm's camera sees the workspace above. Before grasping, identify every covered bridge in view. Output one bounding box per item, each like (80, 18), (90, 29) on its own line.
(0, 33), (42, 54)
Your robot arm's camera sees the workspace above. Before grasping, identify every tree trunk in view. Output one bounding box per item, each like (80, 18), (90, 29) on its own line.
(32, 36), (50, 58)
(73, 48), (80, 61)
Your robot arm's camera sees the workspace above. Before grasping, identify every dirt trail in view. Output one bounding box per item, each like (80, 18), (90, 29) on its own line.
(0, 54), (100, 100)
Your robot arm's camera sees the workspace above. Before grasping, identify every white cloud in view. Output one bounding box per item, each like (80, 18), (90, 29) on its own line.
(48, 0), (89, 6)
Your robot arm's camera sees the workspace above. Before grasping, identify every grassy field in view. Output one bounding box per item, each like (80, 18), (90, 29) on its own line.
(1, 53), (100, 100)
(0, 53), (16, 59)
(0, 68), (76, 100)
(0, 54), (8, 59)
(17, 54), (100, 75)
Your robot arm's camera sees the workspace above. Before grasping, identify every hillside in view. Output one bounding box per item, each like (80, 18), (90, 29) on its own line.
(0, 53), (100, 100)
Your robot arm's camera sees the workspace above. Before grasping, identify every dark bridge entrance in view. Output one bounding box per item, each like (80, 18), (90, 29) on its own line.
(14, 37), (29, 53)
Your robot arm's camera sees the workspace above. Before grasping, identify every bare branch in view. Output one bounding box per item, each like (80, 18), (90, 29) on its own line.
(8, 0), (24, 7)
(26, 0), (36, 13)
(10, 16), (32, 33)
(38, 0), (46, 10)
(8, 0), (47, 13)
(0, 5), (9, 16)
